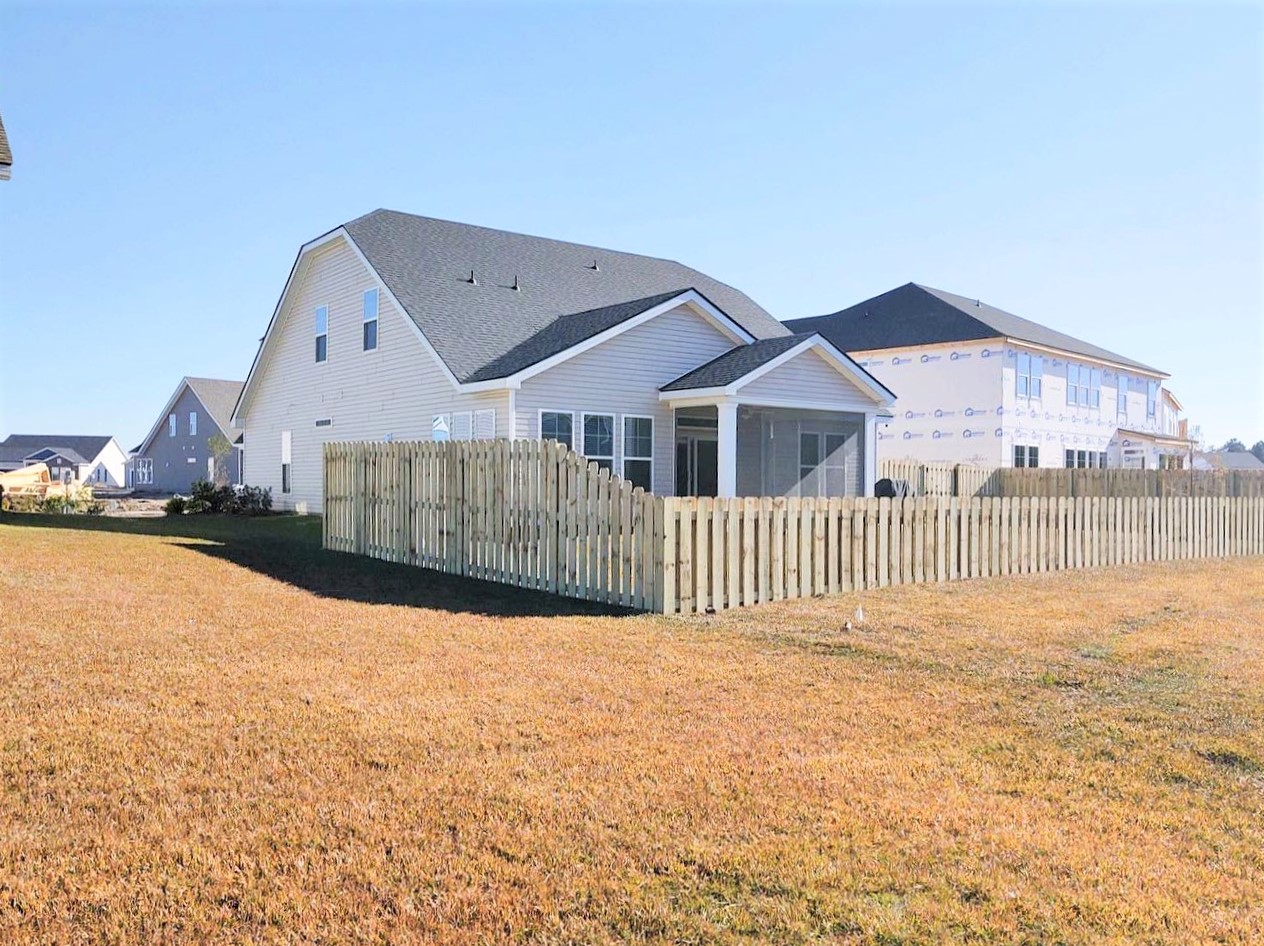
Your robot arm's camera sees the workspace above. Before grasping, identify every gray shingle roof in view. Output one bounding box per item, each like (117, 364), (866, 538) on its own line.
(341, 210), (789, 383)
(661, 334), (810, 391)
(787, 283), (1164, 375)
(1207, 450), (1264, 471)
(0, 434), (113, 466)
(186, 378), (245, 440)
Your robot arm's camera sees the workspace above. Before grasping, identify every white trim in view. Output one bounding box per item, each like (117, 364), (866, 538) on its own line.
(665, 394), (875, 415)
(619, 413), (654, 490)
(579, 411), (616, 467)
(659, 335), (896, 407)
(537, 408), (576, 449)
(507, 291), (756, 387)
(507, 389), (517, 441)
(1004, 338), (1168, 379)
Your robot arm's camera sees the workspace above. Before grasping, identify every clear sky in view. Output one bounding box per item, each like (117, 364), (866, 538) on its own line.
(1, 1), (1260, 449)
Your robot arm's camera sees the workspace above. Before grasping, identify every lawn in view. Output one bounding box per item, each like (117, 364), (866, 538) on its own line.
(1, 513), (1261, 944)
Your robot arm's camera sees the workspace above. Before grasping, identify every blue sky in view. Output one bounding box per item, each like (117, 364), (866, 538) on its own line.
(1, 1), (1260, 448)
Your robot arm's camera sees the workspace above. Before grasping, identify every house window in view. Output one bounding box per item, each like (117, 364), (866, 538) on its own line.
(1117, 376), (1128, 418)
(1077, 449), (1088, 468)
(1065, 449), (1075, 469)
(189, 411), (198, 436)
(1013, 444), (1039, 468)
(315, 305), (328, 363)
(541, 411), (573, 449)
(432, 414), (451, 441)
(473, 409), (496, 441)
(582, 413), (615, 472)
(280, 430), (292, 494)
(362, 289), (379, 351)
(1067, 363), (1098, 407)
(169, 414), (177, 437)
(1147, 381), (1159, 419)
(315, 418), (332, 428)
(622, 416), (653, 491)
(1098, 451), (1108, 468)
(136, 458), (153, 485)
(1089, 368), (1101, 409)
(451, 412), (473, 441)
(1016, 352), (1043, 399)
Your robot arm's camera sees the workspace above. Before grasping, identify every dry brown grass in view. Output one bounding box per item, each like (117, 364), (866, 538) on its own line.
(2, 514), (1262, 944)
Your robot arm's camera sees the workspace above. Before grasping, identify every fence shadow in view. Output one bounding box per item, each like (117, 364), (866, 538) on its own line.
(0, 512), (635, 618)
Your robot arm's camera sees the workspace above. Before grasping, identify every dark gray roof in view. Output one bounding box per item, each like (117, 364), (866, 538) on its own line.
(186, 377), (245, 440)
(661, 334), (810, 391)
(341, 210), (789, 383)
(0, 434), (113, 466)
(26, 446), (89, 464)
(0, 110), (10, 170)
(466, 290), (689, 382)
(787, 283), (1164, 375)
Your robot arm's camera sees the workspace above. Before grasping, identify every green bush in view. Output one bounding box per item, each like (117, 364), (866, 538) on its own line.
(172, 481), (273, 516)
(164, 495), (187, 516)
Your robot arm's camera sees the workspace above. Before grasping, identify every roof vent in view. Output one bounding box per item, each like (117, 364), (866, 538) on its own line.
(467, 270), (477, 285)
(511, 275), (521, 292)
(588, 260), (600, 271)
(975, 299), (981, 307)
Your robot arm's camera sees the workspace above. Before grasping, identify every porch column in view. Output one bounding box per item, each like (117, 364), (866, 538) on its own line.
(864, 413), (879, 497)
(716, 401), (738, 498)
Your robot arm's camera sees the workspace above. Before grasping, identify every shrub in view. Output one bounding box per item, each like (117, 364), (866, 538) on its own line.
(185, 479), (235, 515)
(232, 484), (273, 516)
(171, 481), (273, 516)
(165, 495), (187, 516)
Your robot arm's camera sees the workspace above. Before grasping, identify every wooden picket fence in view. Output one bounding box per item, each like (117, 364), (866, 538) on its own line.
(660, 494), (1264, 614)
(324, 439), (665, 610)
(880, 459), (1264, 499)
(325, 441), (1264, 616)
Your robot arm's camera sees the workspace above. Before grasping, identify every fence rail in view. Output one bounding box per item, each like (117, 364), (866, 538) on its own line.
(880, 460), (1264, 498)
(325, 442), (1264, 616)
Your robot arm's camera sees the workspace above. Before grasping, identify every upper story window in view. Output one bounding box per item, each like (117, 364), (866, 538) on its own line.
(362, 289), (379, 351)
(1066, 363), (1100, 409)
(189, 411), (198, 436)
(541, 411), (573, 449)
(1016, 352), (1043, 399)
(1117, 375), (1128, 418)
(1147, 380), (1159, 419)
(582, 413), (615, 472)
(168, 413), (177, 437)
(315, 305), (328, 363)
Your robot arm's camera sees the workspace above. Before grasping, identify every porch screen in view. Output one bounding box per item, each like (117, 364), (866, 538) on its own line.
(736, 406), (864, 498)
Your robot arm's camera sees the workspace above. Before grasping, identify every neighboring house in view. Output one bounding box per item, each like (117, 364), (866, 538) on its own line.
(1194, 449), (1264, 472)
(0, 434), (127, 485)
(0, 108), (11, 181)
(129, 377), (245, 492)
(788, 283), (1192, 470)
(232, 210), (896, 512)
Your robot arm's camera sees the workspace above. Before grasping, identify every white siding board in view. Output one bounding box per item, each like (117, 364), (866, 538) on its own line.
(516, 304), (738, 496)
(738, 349), (876, 412)
(240, 236), (509, 512)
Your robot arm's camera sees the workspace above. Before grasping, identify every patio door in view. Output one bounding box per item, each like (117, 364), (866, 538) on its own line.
(675, 434), (718, 497)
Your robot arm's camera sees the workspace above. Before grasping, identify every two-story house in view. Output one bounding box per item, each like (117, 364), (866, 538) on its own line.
(130, 377), (245, 492)
(230, 210), (896, 512)
(789, 283), (1193, 470)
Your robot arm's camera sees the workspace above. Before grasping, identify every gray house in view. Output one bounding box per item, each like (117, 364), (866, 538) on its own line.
(130, 377), (244, 493)
(232, 210), (897, 512)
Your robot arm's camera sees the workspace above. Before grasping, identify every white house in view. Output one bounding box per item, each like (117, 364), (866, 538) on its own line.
(0, 434), (128, 485)
(788, 283), (1193, 470)
(231, 210), (896, 512)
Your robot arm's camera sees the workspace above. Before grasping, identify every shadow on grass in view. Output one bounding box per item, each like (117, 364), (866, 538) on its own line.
(0, 512), (635, 618)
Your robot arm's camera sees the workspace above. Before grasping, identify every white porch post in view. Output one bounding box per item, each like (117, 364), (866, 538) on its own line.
(864, 413), (879, 497)
(716, 400), (738, 498)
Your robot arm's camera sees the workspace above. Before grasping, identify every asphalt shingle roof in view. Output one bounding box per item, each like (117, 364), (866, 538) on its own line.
(186, 378), (245, 440)
(341, 210), (790, 383)
(661, 334), (810, 391)
(787, 283), (1164, 375)
(0, 434), (113, 466)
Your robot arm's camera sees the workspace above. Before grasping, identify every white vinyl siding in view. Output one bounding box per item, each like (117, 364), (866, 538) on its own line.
(237, 235), (509, 511)
(515, 304), (739, 495)
(739, 350), (877, 412)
